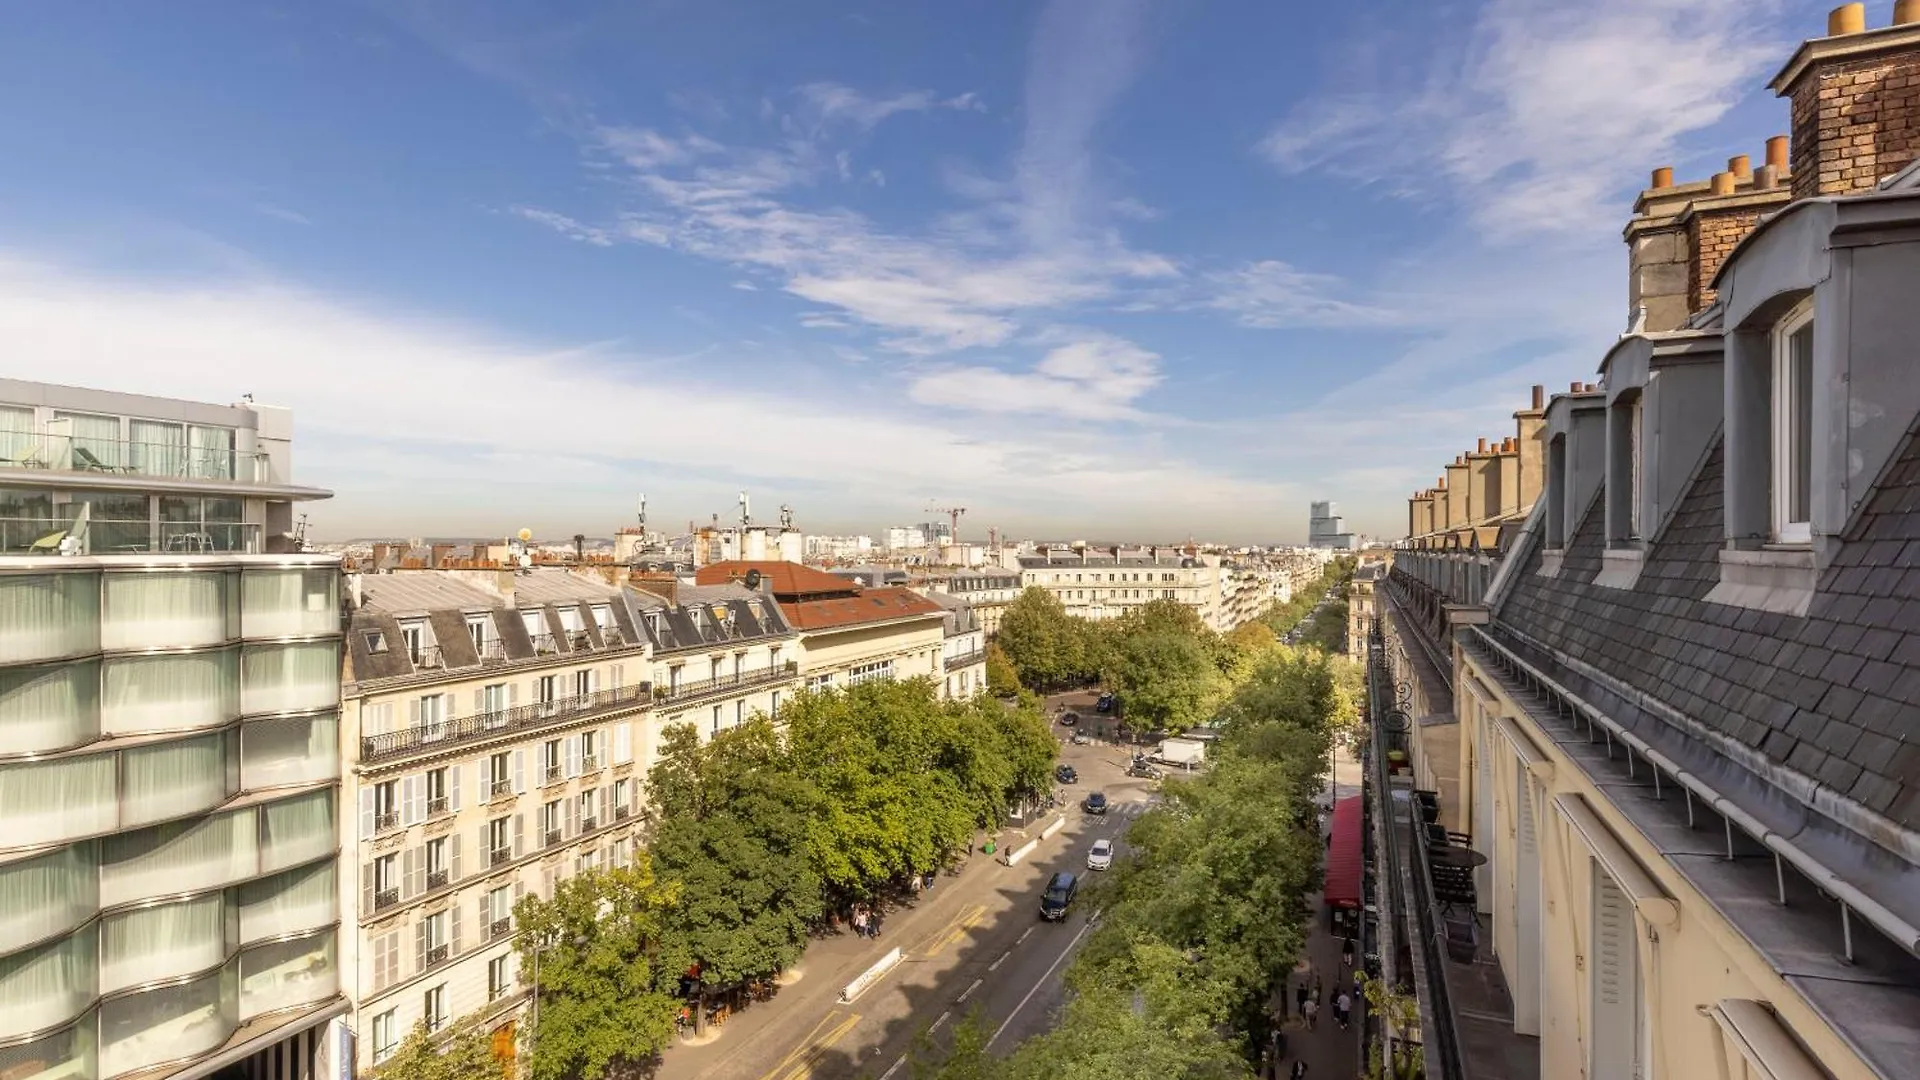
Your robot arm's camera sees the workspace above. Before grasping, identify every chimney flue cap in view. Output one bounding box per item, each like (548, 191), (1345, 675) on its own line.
(1709, 171), (1737, 196)
(1477, 437), (1489, 453)
(1583, 383), (1597, 393)
(1728, 154), (1752, 179)
(1766, 135), (1790, 170)
(1570, 380), (1583, 392)
(1829, 2), (1866, 35)
(1650, 166), (1674, 189)
(1755, 163), (1781, 190)
(1898, 0), (1920, 24)
(1531, 384), (1546, 409)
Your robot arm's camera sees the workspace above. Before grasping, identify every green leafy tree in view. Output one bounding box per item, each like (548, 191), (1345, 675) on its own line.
(646, 719), (823, 1034)
(373, 1016), (503, 1080)
(1103, 630), (1222, 734)
(996, 588), (1083, 690)
(985, 642), (1021, 696)
(513, 861), (681, 1080)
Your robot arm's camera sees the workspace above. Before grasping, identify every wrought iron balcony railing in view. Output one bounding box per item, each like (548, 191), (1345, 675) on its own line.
(944, 648), (985, 671)
(360, 682), (652, 764)
(655, 661), (798, 705)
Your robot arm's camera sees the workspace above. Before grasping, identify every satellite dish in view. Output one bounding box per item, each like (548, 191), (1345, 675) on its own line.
(517, 528), (533, 542)
(744, 569), (763, 590)
(1181, 557), (1195, 568)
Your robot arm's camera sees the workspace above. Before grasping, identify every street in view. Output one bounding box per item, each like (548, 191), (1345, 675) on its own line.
(654, 698), (1151, 1080)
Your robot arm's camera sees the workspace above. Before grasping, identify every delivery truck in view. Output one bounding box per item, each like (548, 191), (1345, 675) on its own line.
(1153, 737), (1207, 769)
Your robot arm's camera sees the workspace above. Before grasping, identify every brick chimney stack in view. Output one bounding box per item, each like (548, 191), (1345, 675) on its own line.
(1774, 2), (1920, 201)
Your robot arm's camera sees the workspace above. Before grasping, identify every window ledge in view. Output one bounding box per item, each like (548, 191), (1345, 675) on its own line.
(1593, 547), (1647, 590)
(1537, 549), (1565, 578)
(1703, 546), (1815, 616)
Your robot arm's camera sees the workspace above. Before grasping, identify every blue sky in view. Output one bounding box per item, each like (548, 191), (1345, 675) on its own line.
(0, 0), (1832, 542)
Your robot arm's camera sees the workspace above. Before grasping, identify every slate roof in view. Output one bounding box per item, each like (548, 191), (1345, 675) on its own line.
(1498, 432), (1920, 831)
(624, 584), (794, 653)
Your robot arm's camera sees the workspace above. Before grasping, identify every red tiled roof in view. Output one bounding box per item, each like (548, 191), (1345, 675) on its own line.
(780, 587), (947, 632)
(695, 561), (854, 599)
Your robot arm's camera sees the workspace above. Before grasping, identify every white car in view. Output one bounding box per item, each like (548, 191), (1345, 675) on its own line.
(1087, 839), (1114, 871)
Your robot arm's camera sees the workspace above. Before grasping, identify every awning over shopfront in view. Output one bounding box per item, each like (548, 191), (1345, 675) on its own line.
(1325, 794), (1363, 908)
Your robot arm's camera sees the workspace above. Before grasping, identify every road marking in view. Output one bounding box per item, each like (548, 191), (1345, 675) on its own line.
(957, 977), (984, 1003)
(920, 903), (985, 959)
(880, 1057), (908, 1080)
(762, 1012), (860, 1080)
(990, 920), (1094, 1049)
(987, 952), (1007, 972)
(930, 1010), (951, 1033)
(759, 1013), (841, 1079)
(1016, 927), (1033, 945)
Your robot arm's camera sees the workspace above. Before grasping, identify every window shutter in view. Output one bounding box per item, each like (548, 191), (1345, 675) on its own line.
(477, 764), (491, 807)
(448, 765), (462, 813)
(589, 668), (601, 694)
(359, 786), (376, 840)
(613, 723), (632, 764)
(448, 833), (462, 882)
(513, 814), (524, 858)
(409, 698), (421, 728)
(361, 864), (375, 916)
(401, 776), (421, 826)
(403, 847), (423, 898)
(611, 664), (623, 689)
(479, 823), (491, 862)
(566, 736), (582, 779)
(414, 918), (427, 974)
(600, 785), (612, 826)
(1590, 864), (1640, 1080)
(566, 796), (579, 837)
(508, 682), (518, 707)
(474, 688), (485, 714)
(513, 750), (525, 794)
(450, 905), (462, 956)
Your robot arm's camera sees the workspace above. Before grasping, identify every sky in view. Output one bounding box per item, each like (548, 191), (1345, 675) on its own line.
(0, 0), (1833, 543)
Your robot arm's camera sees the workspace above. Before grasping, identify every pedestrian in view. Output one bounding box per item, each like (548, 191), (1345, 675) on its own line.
(852, 906), (868, 939)
(1341, 935), (1356, 970)
(870, 910), (883, 939)
(1312, 973), (1323, 1005)
(924, 869), (937, 891)
(1295, 979), (1309, 1016)
(1335, 990), (1352, 1030)
(1302, 997), (1318, 1031)
(1290, 1060), (1309, 1080)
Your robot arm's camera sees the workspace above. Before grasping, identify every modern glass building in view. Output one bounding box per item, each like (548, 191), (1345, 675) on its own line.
(0, 380), (342, 1080)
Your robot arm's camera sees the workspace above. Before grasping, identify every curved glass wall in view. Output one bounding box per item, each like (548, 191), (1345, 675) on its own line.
(101, 811), (255, 908)
(237, 863), (335, 944)
(0, 660), (98, 756)
(0, 755), (116, 850)
(240, 641), (339, 716)
(240, 713), (337, 790)
(0, 1020), (93, 1080)
(258, 791), (334, 874)
(0, 928), (97, 1041)
(100, 572), (234, 651)
(98, 960), (236, 1079)
(119, 736), (229, 829)
(240, 569), (339, 639)
(0, 846), (98, 957)
(101, 649), (239, 737)
(0, 574), (99, 665)
(238, 932), (334, 1021)
(99, 894), (232, 995)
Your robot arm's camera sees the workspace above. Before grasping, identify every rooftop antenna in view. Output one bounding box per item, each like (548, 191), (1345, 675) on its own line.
(779, 503), (794, 530)
(738, 491), (752, 530)
(636, 493), (647, 532)
(291, 513), (310, 553)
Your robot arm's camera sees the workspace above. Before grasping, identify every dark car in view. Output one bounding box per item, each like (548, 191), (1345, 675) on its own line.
(1095, 694), (1115, 713)
(1126, 762), (1160, 780)
(1055, 764), (1078, 784)
(1039, 871), (1078, 920)
(1084, 791), (1109, 815)
(1058, 711), (1078, 726)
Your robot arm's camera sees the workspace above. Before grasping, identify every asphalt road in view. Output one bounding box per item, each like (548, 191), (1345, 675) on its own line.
(658, 712), (1155, 1080)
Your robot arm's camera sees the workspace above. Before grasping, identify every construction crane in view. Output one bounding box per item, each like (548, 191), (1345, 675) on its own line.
(925, 504), (966, 545)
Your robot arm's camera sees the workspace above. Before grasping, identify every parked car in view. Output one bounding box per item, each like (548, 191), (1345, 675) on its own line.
(1039, 871), (1078, 920)
(1083, 791), (1109, 815)
(1058, 711), (1078, 726)
(1055, 764), (1079, 784)
(1069, 732), (1091, 746)
(1126, 762), (1160, 780)
(1087, 839), (1114, 871)
(1095, 694), (1115, 713)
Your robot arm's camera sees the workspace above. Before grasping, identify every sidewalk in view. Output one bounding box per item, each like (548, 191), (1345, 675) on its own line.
(1269, 743), (1364, 1080)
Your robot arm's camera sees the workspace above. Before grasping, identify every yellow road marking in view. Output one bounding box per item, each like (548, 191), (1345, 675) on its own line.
(774, 1012), (862, 1080)
(908, 901), (985, 958)
(921, 904), (986, 959)
(756, 1012), (843, 1080)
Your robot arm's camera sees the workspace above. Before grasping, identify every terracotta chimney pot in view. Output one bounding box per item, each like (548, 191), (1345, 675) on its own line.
(1570, 381), (1583, 393)
(1728, 154), (1752, 179)
(1755, 164), (1781, 190)
(1898, 0), (1920, 24)
(1709, 171), (1736, 196)
(1650, 166), (1674, 190)
(1766, 135), (1790, 170)
(1828, 2), (1865, 35)
(1531, 384), (1545, 410)
(1477, 437), (1489, 454)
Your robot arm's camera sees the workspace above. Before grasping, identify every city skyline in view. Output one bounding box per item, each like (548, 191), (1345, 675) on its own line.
(0, 2), (1813, 541)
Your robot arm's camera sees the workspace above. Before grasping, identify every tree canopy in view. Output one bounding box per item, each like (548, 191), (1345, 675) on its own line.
(995, 588), (1094, 690)
(373, 1016), (503, 1080)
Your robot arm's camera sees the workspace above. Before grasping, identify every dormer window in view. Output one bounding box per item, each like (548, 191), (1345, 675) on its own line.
(1772, 299), (1814, 544)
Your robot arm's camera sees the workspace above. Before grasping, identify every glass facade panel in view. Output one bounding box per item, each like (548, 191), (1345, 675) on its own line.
(241, 713), (337, 790)
(0, 754), (116, 849)
(100, 572), (233, 650)
(240, 568), (339, 639)
(258, 790), (334, 873)
(240, 641), (340, 715)
(0, 927), (97, 1040)
(0, 659), (99, 755)
(0, 1019), (94, 1080)
(73, 493), (151, 556)
(237, 863), (335, 944)
(100, 649), (239, 737)
(120, 735), (228, 828)
(187, 426), (236, 482)
(99, 893), (229, 994)
(0, 489), (61, 556)
(101, 811), (256, 908)
(238, 932), (334, 1020)
(0, 573), (100, 665)
(127, 419), (187, 478)
(0, 846), (98, 956)
(97, 961), (236, 1078)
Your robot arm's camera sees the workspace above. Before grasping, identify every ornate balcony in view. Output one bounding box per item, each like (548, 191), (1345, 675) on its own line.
(655, 661), (798, 706)
(359, 682), (652, 764)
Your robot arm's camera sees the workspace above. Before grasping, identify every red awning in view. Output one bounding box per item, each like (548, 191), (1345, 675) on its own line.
(1324, 794), (1363, 909)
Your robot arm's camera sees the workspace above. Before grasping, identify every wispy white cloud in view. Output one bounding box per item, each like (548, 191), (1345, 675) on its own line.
(1259, 0), (1788, 239)
(908, 332), (1161, 421)
(1203, 260), (1402, 330)
(509, 206), (614, 246)
(250, 202), (313, 227)
(792, 82), (984, 131)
